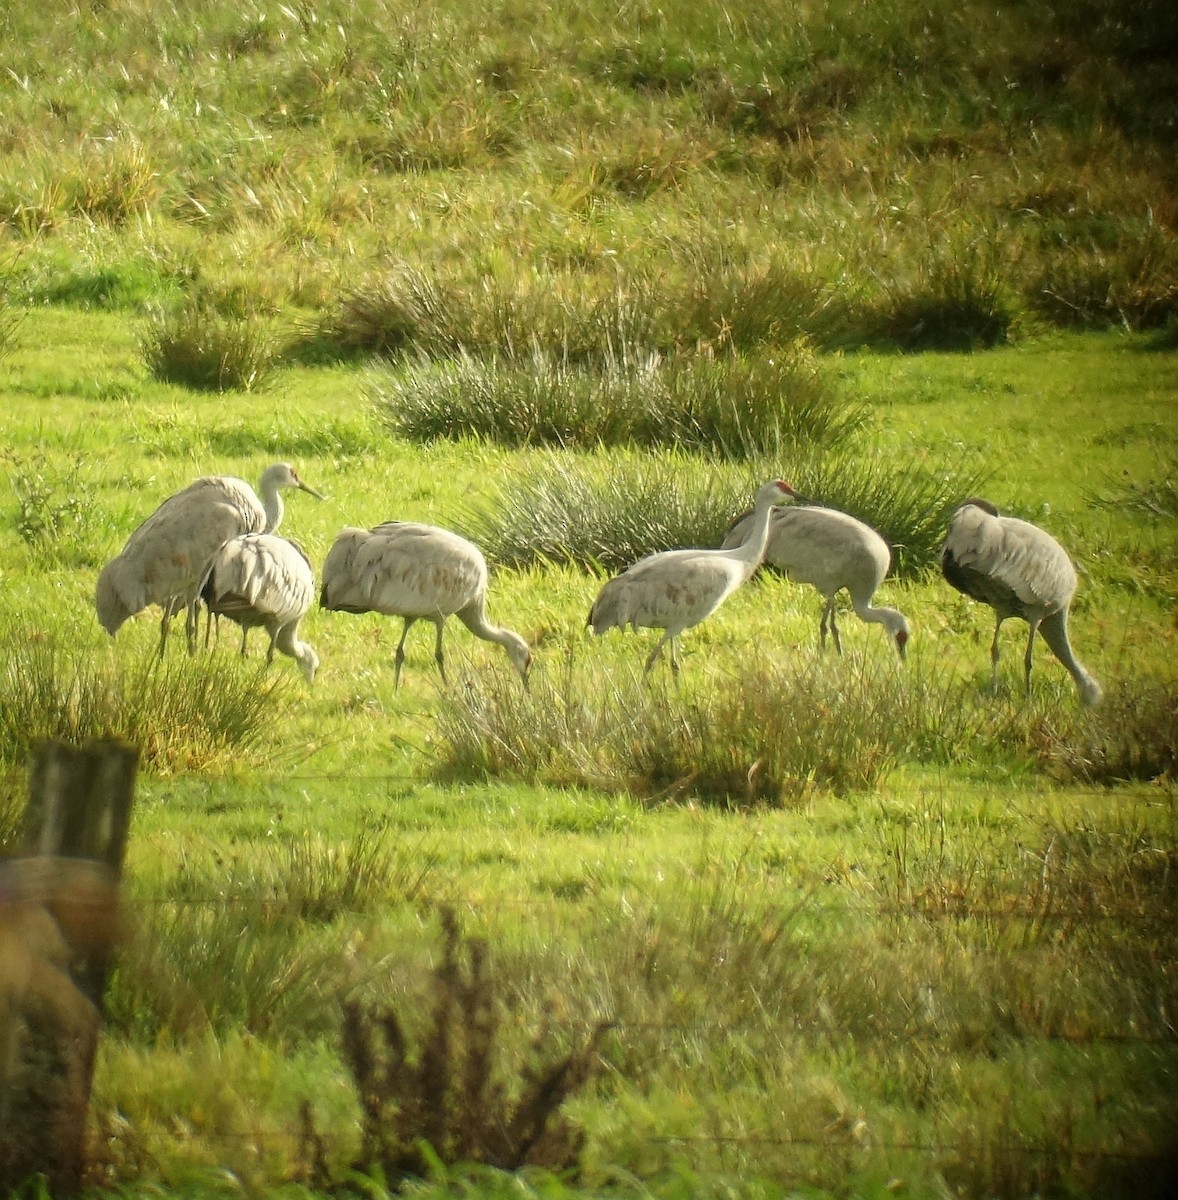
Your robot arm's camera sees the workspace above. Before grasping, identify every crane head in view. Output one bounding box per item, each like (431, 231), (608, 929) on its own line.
(957, 496), (999, 517)
(895, 625), (909, 661)
(264, 462), (326, 500)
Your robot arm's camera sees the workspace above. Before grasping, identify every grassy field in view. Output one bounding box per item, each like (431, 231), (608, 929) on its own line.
(2, 1), (1177, 1197)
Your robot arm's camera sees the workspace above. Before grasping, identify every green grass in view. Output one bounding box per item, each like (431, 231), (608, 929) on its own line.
(3, 307), (1174, 1200)
(1, 0), (1177, 1195)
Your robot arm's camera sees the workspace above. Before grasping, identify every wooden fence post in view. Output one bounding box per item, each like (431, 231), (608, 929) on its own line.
(0, 738), (138, 1196)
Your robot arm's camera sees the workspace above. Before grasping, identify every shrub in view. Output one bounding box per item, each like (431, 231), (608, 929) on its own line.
(140, 303), (278, 392)
(336, 909), (610, 1183)
(2, 450), (100, 566)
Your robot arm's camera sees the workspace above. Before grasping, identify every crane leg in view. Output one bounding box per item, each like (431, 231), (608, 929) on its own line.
(1023, 618), (1041, 697)
(643, 633), (670, 677)
(829, 602), (842, 656)
(433, 619), (448, 684)
(989, 615), (1005, 692)
(240, 626), (250, 658)
(819, 603), (828, 651)
(158, 597), (184, 659)
(185, 600), (200, 656)
(393, 618), (416, 690)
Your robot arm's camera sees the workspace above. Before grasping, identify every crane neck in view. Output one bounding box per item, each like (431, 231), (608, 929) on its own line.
(456, 599), (500, 642)
(260, 480), (285, 533)
(732, 489), (781, 571)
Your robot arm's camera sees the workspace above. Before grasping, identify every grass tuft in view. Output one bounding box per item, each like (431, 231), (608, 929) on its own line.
(319, 266), (462, 359)
(0, 292), (19, 363)
(140, 302), (278, 392)
(874, 232), (1018, 351)
(106, 898), (348, 1040)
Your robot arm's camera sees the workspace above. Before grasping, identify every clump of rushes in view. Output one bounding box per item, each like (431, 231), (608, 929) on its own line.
(456, 452), (753, 573)
(458, 445), (985, 576)
(872, 231), (1018, 351)
(432, 654), (949, 805)
(140, 301), (278, 392)
(106, 895), (350, 1040)
(0, 633), (287, 772)
(320, 266), (463, 359)
(372, 341), (858, 458)
(1028, 674), (1178, 785)
(1027, 223), (1178, 331)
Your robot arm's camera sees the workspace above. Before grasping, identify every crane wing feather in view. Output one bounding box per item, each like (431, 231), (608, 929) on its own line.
(944, 506), (1076, 613)
(206, 534), (314, 624)
(321, 523), (486, 617)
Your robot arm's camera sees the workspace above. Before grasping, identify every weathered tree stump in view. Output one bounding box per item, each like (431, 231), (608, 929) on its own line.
(0, 738), (137, 1196)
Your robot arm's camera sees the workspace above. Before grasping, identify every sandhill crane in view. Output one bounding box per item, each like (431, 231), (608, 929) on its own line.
(95, 463), (323, 657)
(199, 533), (319, 683)
(319, 522), (532, 687)
(941, 498), (1102, 705)
(588, 479), (798, 676)
(723, 504), (910, 659)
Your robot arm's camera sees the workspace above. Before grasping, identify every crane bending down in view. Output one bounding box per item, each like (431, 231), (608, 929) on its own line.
(588, 479), (798, 676)
(319, 522), (532, 687)
(95, 463), (323, 657)
(199, 533), (319, 683)
(723, 504), (910, 659)
(940, 498), (1102, 705)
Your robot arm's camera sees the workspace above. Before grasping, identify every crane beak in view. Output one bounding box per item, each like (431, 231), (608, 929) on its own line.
(298, 481), (326, 500)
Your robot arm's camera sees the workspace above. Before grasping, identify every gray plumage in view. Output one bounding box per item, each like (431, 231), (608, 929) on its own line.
(588, 479), (797, 676)
(723, 504), (910, 659)
(200, 533), (319, 683)
(95, 463), (323, 657)
(941, 498), (1102, 705)
(319, 521), (532, 687)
